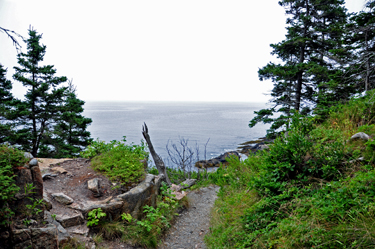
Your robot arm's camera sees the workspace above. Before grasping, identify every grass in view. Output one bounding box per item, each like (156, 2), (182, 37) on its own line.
(204, 90), (375, 248)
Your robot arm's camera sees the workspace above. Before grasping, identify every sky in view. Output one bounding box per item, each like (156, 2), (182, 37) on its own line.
(0, 0), (366, 103)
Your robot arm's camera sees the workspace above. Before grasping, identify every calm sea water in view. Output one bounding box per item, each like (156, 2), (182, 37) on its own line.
(83, 101), (269, 163)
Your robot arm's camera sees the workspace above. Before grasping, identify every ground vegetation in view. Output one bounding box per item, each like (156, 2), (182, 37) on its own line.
(206, 90), (375, 248)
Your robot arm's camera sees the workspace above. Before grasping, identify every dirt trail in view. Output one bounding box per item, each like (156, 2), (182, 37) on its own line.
(160, 185), (220, 249)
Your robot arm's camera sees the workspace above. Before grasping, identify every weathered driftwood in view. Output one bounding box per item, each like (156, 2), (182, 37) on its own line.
(142, 123), (172, 185)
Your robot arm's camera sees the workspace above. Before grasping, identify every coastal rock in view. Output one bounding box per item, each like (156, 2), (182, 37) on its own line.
(195, 151), (241, 168)
(237, 138), (274, 155)
(52, 193), (74, 205)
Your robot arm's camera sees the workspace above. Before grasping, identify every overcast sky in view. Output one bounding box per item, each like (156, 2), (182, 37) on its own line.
(0, 0), (366, 103)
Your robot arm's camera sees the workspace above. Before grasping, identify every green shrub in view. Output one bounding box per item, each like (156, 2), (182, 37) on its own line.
(0, 145), (27, 226)
(88, 138), (148, 185)
(251, 114), (346, 196)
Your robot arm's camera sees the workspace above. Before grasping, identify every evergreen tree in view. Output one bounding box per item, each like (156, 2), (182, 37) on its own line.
(0, 64), (15, 143)
(345, 1), (375, 92)
(39, 81), (93, 158)
(250, 0), (348, 134)
(13, 29), (67, 156)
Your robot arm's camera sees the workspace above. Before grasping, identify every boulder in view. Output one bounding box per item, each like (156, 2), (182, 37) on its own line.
(112, 174), (163, 219)
(195, 151), (241, 168)
(29, 158), (39, 167)
(24, 152), (34, 159)
(45, 211), (70, 243)
(351, 132), (370, 141)
(30, 224), (59, 249)
(52, 193), (74, 205)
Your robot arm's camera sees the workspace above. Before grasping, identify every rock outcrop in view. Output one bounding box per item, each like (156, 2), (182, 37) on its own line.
(195, 151), (241, 168)
(4, 154), (60, 249)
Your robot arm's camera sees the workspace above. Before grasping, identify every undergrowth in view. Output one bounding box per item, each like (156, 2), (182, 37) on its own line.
(205, 90), (375, 248)
(91, 182), (187, 248)
(0, 145), (28, 227)
(81, 137), (148, 185)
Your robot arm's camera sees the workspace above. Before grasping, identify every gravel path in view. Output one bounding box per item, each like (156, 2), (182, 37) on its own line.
(160, 185), (220, 249)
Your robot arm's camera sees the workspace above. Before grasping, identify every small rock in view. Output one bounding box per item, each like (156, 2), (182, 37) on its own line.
(29, 158), (38, 167)
(24, 152), (33, 159)
(87, 178), (101, 197)
(42, 173), (58, 180)
(51, 193), (74, 205)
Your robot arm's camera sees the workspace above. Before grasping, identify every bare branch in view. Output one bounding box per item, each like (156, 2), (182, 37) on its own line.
(0, 27), (24, 52)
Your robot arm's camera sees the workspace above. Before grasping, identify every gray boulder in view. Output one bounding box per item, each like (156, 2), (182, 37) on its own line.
(351, 132), (371, 141)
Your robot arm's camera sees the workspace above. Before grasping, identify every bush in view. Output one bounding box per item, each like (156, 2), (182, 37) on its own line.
(0, 145), (27, 226)
(251, 114), (346, 196)
(88, 138), (149, 185)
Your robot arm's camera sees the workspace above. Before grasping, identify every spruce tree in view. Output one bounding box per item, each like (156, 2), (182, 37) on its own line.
(39, 81), (93, 158)
(250, 0), (347, 134)
(13, 29), (67, 156)
(345, 1), (375, 92)
(0, 64), (15, 143)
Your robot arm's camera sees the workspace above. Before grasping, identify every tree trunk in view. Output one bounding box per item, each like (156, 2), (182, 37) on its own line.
(142, 123), (172, 185)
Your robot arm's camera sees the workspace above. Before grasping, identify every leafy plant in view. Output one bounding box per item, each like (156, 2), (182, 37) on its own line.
(88, 137), (148, 185)
(121, 213), (133, 223)
(0, 145), (27, 226)
(87, 208), (106, 227)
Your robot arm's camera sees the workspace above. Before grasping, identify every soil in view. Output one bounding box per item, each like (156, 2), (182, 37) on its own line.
(40, 158), (219, 249)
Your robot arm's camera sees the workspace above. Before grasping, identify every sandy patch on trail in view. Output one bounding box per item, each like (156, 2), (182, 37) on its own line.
(36, 158), (73, 171)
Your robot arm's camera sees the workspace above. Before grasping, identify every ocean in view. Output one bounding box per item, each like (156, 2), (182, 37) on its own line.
(83, 101), (269, 164)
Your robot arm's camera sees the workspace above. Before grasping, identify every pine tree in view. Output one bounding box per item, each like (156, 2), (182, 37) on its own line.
(13, 28), (67, 156)
(250, 0), (348, 135)
(345, 1), (375, 92)
(0, 64), (15, 143)
(39, 81), (93, 158)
